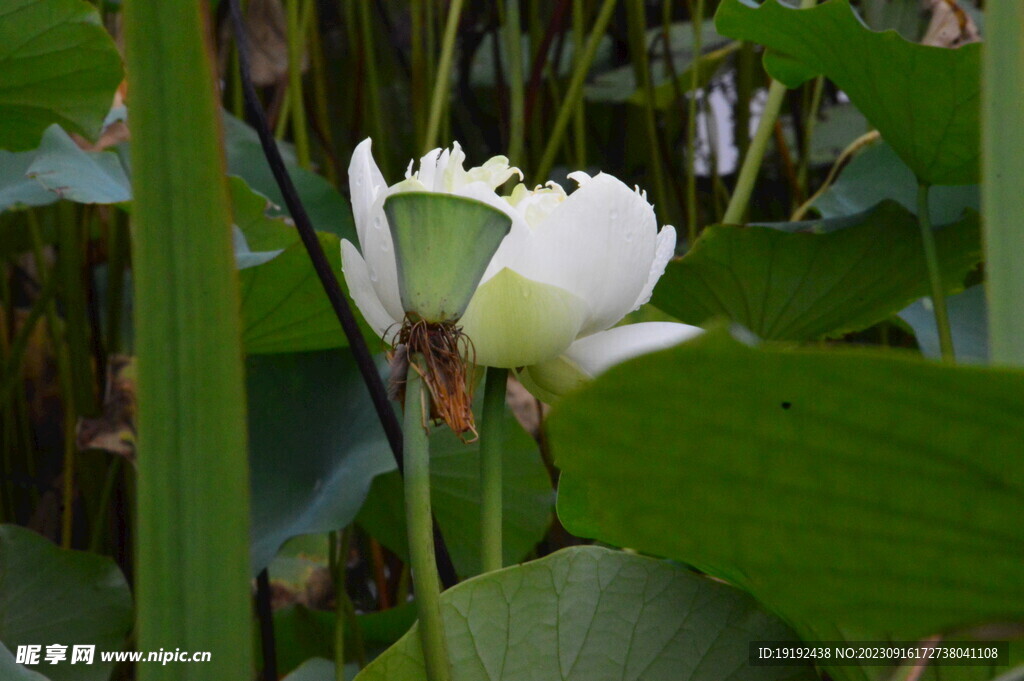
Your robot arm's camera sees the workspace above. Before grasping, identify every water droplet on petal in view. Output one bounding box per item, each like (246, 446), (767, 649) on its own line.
(373, 216), (383, 230)
(381, 239), (391, 252)
(369, 268), (378, 282)
(522, 289), (532, 300)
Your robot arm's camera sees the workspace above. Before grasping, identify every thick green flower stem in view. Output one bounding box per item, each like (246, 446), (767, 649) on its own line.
(404, 358), (452, 681)
(723, 80), (787, 225)
(424, 0), (466, 153)
(534, 0), (618, 181)
(502, 0), (525, 164)
(917, 183), (955, 362)
(722, 0), (817, 225)
(480, 367), (508, 573)
(686, 0), (705, 244)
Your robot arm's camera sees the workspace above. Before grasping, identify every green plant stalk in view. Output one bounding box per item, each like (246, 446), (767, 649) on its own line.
(27, 212), (77, 548)
(341, 0), (362, 141)
(275, 88), (293, 139)
(723, 80), (786, 224)
(410, 0), (426, 145)
(686, 0), (705, 243)
(0, 273), (55, 408)
(479, 367), (507, 573)
(123, 0), (254, 677)
(917, 183), (955, 362)
(527, 0), (544, 154)
(982, 0), (1024, 365)
(307, 3), (339, 185)
(357, 0), (388, 178)
(342, 567), (367, 667)
(59, 395), (77, 547)
(287, 0), (311, 168)
(734, 41), (755, 164)
(425, 0), (437, 120)
(230, 0), (251, 118)
(230, 50), (244, 118)
(534, 0), (617, 181)
(626, 0), (670, 226)
(723, 0), (817, 225)
(0, 254), (37, 515)
(396, 562), (411, 605)
(58, 205), (97, 415)
(88, 456), (122, 553)
(796, 75), (825, 200)
(423, 0), (466, 153)
(659, 0), (690, 225)
(104, 214), (127, 354)
(572, 0), (586, 167)
(332, 528), (350, 681)
(403, 359), (451, 681)
(0, 265), (16, 522)
(503, 0), (525, 164)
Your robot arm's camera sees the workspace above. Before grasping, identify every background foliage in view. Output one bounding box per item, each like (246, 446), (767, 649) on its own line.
(0, 0), (1018, 680)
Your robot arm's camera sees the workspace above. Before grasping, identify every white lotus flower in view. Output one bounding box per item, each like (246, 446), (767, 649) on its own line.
(341, 139), (703, 397)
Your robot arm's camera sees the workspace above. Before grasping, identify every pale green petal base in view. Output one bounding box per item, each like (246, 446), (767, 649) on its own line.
(519, 358), (588, 404)
(459, 268), (589, 368)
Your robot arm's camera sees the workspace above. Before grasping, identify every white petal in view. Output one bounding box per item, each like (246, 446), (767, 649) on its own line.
(414, 147), (443, 189)
(566, 170), (592, 186)
(630, 225), (676, 310)
(347, 139), (387, 249)
(563, 321), (704, 376)
(359, 189), (405, 322)
(452, 182), (535, 285)
(453, 180), (526, 229)
(459, 268), (590, 368)
(524, 322), (703, 398)
(340, 239), (401, 341)
(527, 173), (660, 334)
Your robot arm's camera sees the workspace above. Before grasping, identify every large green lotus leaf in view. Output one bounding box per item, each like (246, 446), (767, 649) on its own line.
(231, 175), (300, 251)
(354, 546), (815, 681)
(232, 175), (367, 354)
(247, 350), (395, 572)
(0, 643), (48, 681)
(0, 525), (132, 681)
(0, 0), (122, 151)
(25, 125), (130, 204)
(385, 192), (512, 322)
(356, 405), (553, 578)
(715, 0), (980, 185)
(813, 141), (978, 224)
(223, 113), (356, 245)
(240, 233), (354, 354)
(650, 201), (981, 340)
(549, 330), (1024, 645)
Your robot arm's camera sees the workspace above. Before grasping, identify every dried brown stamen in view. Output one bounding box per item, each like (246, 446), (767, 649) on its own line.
(387, 315), (479, 441)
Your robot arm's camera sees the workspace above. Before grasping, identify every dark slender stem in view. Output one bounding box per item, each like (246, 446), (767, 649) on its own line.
(227, 0), (458, 588)
(917, 183), (955, 361)
(228, 0), (401, 463)
(255, 569), (278, 681)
